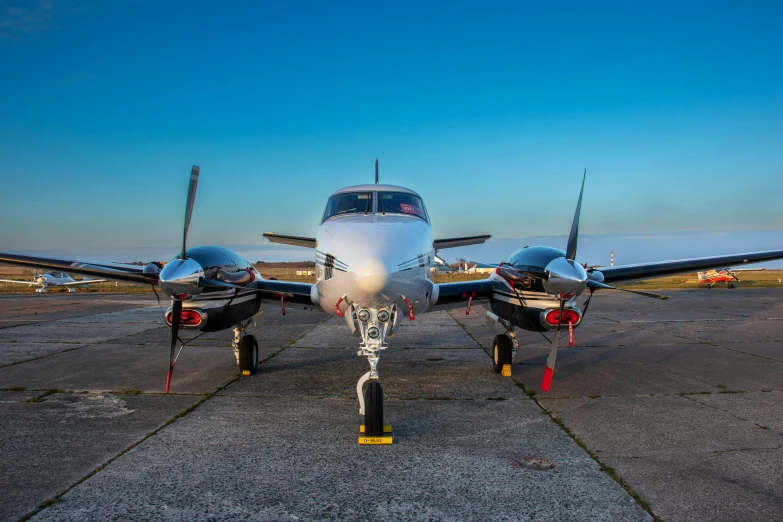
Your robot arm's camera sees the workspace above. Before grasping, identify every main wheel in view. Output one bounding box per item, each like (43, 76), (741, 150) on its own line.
(492, 334), (512, 374)
(364, 381), (384, 437)
(728, 283), (736, 289)
(239, 335), (259, 375)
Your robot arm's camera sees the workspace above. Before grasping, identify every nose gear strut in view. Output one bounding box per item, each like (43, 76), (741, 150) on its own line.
(353, 303), (397, 444)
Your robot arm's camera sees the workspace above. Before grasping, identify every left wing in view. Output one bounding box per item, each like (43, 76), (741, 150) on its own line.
(62, 278), (108, 286)
(430, 278), (495, 311)
(263, 233), (317, 249)
(433, 235), (491, 250)
(600, 249), (783, 284)
(252, 279), (314, 306)
(0, 278), (41, 286)
(0, 253), (158, 285)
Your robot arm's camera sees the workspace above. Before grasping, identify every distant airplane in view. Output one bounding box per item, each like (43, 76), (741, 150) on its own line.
(2, 164), (783, 443)
(697, 268), (758, 288)
(0, 271), (106, 293)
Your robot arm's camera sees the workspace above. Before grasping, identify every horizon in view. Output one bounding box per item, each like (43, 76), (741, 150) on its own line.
(1, 1), (781, 263)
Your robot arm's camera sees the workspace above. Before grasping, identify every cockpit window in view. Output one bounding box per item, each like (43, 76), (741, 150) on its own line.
(379, 192), (428, 222)
(321, 192), (373, 222)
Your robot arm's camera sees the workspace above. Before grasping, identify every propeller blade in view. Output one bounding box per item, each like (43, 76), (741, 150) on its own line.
(166, 299), (183, 394)
(588, 280), (671, 300)
(375, 158), (379, 184)
(542, 300), (565, 392)
(181, 165), (200, 259)
(565, 169), (586, 261)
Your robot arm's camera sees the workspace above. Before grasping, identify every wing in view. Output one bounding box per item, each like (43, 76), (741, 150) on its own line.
(252, 279), (314, 306)
(0, 253), (157, 285)
(263, 233), (317, 249)
(0, 278), (41, 286)
(433, 235), (491, 250)
(600, 249), (783, 284)
(61, 278), (108, 286)
(429, 278), (495, 311)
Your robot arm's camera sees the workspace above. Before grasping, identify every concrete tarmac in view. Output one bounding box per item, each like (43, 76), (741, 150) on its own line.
(0, 289), (781, 521)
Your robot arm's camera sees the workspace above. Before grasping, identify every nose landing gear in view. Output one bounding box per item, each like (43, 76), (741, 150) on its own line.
(354, 305), (395, 444)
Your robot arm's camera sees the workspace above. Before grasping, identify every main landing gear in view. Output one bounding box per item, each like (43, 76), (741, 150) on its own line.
(351, 304), (396, 444)
(486, 311), (519, 377)
(233, 321), (258, 376)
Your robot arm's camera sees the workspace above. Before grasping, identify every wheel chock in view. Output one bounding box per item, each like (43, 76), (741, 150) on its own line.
(358, 424), (393, 445)
(502, 364), (512, 377)
(241, 370), (251, 376)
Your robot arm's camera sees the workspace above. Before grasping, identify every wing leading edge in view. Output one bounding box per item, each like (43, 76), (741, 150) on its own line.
(0, 253), (156, 285)
(433, 235), (491, 250)
(262, 233), (317, 249)
(600, 249), (783, 284)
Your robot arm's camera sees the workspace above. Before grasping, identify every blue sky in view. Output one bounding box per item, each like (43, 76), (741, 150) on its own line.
(1, 1), (781, 266)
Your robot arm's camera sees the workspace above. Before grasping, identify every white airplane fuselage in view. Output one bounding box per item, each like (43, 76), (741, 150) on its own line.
(313, 185), (436, 335)
(315, 213), (435, 315)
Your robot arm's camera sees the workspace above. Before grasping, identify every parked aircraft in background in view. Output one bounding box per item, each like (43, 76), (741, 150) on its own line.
(2, 164), (782, 443)
(697, 268), (760, 288)
(0, 271), (106, 293)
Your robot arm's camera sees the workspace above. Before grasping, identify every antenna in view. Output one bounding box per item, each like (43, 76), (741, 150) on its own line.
(375, 158), (379, 184)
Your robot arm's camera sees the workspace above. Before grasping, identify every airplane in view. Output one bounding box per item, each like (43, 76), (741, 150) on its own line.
(697, 268), (755, 288)
(2, 164), (783, 443)
(0, 271), (106, 293)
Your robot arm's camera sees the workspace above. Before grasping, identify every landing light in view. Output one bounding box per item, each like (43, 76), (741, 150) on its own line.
(545, 309), (580, 325)
(368, 326), (380, 339)
(358, 309), (371, 322)
(166, 309), (204, 327)
(377, 310), (390, 323)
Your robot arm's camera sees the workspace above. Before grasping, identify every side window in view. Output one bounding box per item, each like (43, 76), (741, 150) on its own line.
(321, 192), (373, 222)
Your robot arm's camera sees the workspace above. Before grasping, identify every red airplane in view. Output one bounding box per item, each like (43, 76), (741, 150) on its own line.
(696, 268), (759, 288)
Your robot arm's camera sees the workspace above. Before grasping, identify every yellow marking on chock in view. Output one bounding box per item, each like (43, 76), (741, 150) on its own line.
(502, 364), (512, 377)
(242, 370), (251, 376)
(358, 436), (393, 445)
(358, 424), (394, 444)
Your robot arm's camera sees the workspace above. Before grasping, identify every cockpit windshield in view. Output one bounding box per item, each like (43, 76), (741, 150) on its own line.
(321, 192), (373, 222)
(379, 192), (428, 221)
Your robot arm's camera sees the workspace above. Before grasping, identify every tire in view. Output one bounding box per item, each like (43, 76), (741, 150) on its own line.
(492, 334), (512, 373)
(239, 335), (259, 375)
(364, 382), (384, 436)
(728, 284), (736, 289)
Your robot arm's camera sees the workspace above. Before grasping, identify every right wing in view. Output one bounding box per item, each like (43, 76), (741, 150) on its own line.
(600, 249), (783, 284)
(0, 278), (41, 286)
(0, 253), (157, 285)
(262, 233), (317, 249)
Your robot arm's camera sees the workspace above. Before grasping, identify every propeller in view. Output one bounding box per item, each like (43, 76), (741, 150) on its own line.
(181, 166), (200, 260)
(163, 165), (200, 393)
(538, 169), (669, 392)
(565, 169), (586, 261)
(587, 280), (671, 300)
(165, 299), (182, 393)
(542, 299), (566, 392)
